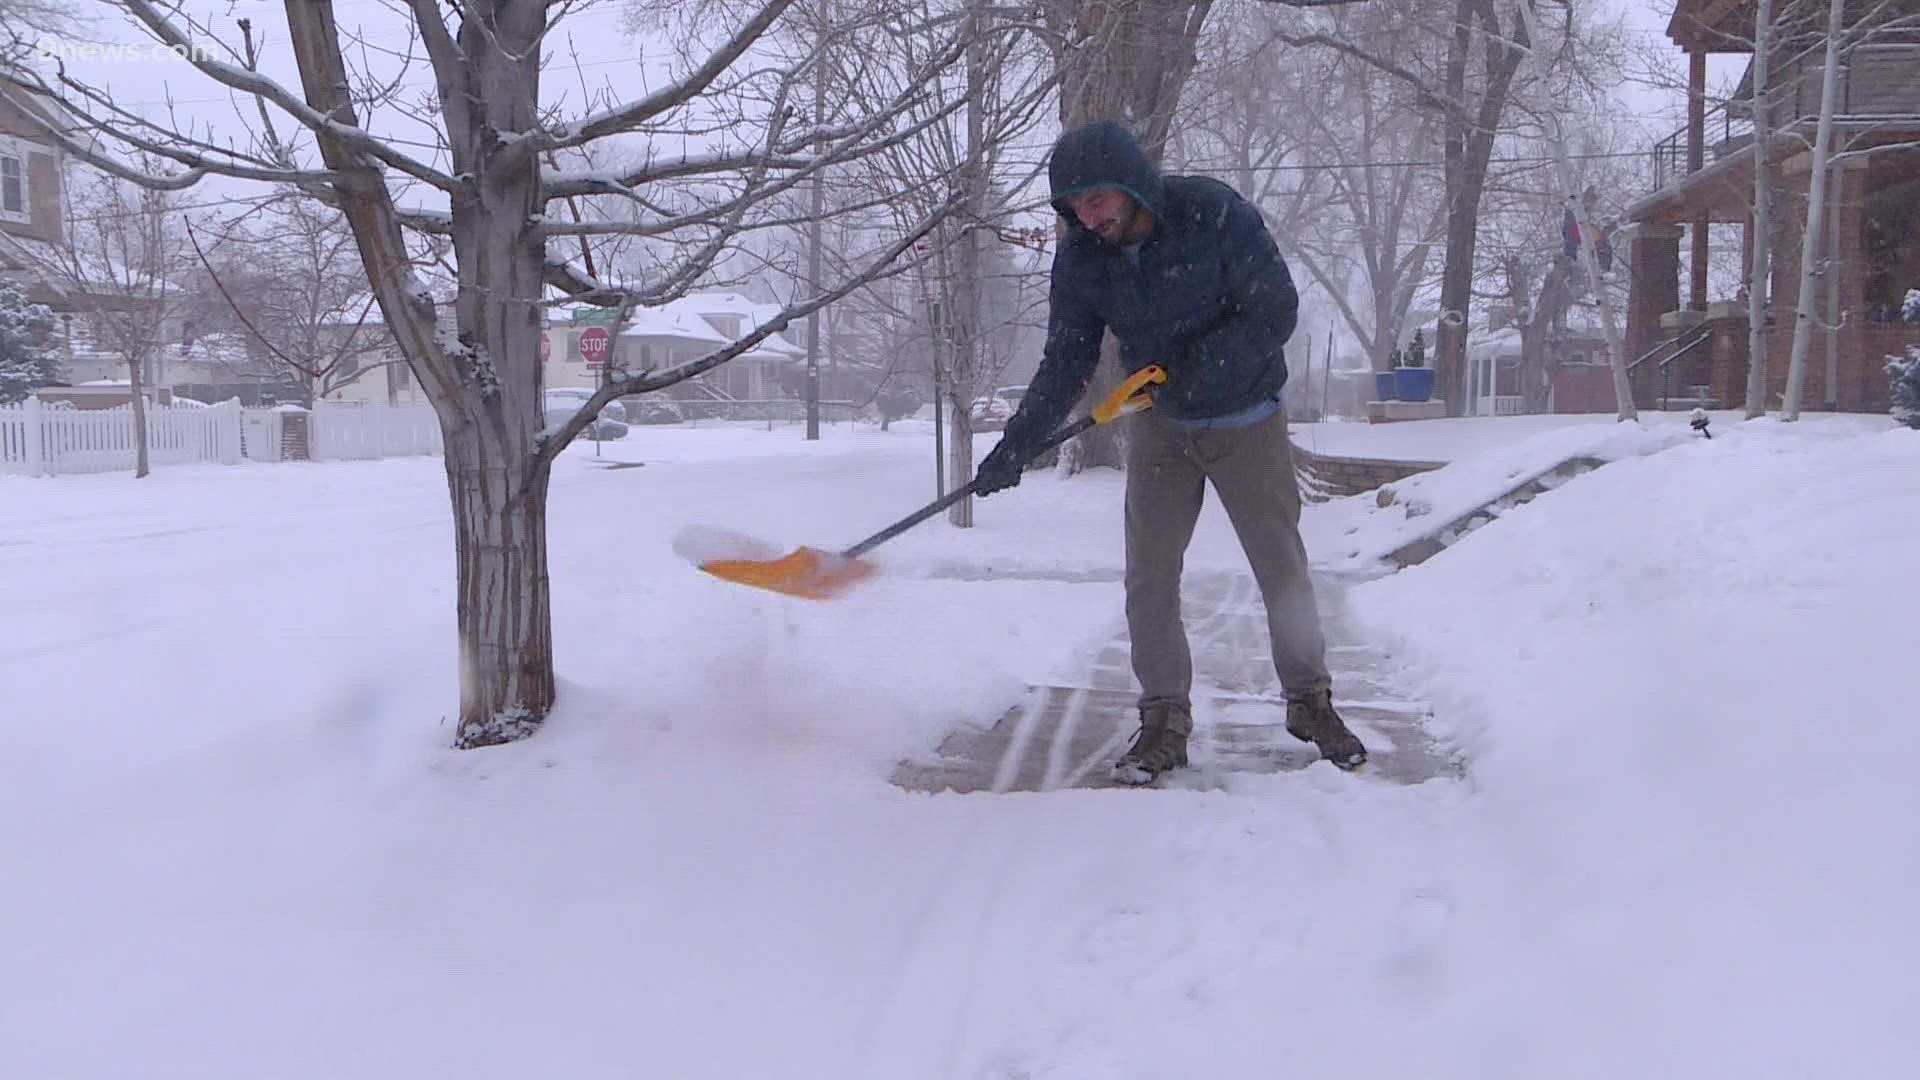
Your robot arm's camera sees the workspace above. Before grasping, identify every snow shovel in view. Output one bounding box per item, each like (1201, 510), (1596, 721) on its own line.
(692, 365), (1167, 600)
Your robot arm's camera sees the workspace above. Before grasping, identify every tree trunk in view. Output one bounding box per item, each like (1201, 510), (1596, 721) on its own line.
(440, 7), (554, 748)
(1432, 0), (1524, 416)
(1782, 0), (1846, 420)
(128, 351), (150, 479)
(945, 392), (974, 526)
(1518, 262), (1572, 413)
(444, 421), (555, 747)
(285, 0), (558, 747)
(950, 0), (985, 525)
(1433, 202), (1480, 416)
(1745, 0), (1777, 419)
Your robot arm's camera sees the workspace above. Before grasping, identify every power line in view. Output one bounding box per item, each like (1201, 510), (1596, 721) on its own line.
(999, 148), (1652, 174)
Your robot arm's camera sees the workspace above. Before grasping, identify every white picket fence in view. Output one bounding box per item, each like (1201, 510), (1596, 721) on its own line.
(308, 403), (442, 460)
(1, 398), (441, 476)
(0, 398), (243, 476)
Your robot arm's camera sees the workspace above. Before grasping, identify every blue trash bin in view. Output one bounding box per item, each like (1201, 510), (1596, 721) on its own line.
(1394, 367), (1435, 402)
(1374, 372), (1398, 402)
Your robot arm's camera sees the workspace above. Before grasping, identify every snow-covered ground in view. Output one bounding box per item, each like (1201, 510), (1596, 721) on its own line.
(4, 415), (1917, 1078)
(1292, 408), (1890, 462)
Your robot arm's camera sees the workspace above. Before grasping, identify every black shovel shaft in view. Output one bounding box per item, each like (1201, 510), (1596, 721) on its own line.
(839, 412), (1098, 560)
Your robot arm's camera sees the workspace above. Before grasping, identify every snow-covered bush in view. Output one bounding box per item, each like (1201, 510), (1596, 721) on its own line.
(1889, 347), (1920, 430)
(0, 281), (60, 405)
(1892, 290), (1920, 429)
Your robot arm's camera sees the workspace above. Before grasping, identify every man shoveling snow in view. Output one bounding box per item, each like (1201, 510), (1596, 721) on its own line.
(974, 121), (1367, 784)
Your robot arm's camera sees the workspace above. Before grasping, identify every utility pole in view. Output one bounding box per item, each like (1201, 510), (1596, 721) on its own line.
(930, 293), (945, 497)
(1323, 321), (1334, 419)
(948, 0), (987, 527)
(804, 6), (829, 441)
(1513, 0), (1635, 422)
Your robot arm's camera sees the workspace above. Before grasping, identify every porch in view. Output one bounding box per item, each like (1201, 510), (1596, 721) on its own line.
(1625, 8), (1920, 413)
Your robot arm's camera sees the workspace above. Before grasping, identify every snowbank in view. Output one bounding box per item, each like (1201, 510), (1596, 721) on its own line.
(1348, 417), (1920, 1077)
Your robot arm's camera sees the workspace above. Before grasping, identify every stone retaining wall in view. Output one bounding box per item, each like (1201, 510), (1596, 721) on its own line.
(1292, 443), (1444, 499)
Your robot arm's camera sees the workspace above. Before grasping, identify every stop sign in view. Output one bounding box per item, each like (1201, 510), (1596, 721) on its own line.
(539, 334), (551, 363)
(579, 326), (611, 369)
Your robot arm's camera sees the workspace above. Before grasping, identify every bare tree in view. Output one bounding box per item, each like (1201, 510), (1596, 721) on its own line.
(4, 0), (1000, 747)
(33, 167), (189, 478)
(186, 199), (399, 406)
(0, 0), (74, 60)
(834, 0), (1053, 523)
(1182, 1), (1447, 374)
(1273, 0), (1531, 413)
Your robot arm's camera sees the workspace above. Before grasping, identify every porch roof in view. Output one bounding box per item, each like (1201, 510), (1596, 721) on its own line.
(1667, 0), (1757, 52)
(1628, 143), (1755, 225)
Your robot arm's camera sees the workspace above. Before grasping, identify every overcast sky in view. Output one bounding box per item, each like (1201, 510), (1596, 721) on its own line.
(19, 1), (1746, 290)
(25, 1), (1726, 173)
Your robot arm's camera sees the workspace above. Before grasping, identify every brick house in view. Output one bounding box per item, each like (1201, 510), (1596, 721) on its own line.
(1623, 0), (1920, 413)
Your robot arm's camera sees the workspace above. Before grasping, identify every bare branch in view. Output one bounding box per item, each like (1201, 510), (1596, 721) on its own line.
(114, 0), (464, 192)
(533, 192), (965, 467)
(535, 0), (798, 151)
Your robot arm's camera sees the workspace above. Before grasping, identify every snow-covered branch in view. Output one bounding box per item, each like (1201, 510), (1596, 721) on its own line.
(535, 0), (798, 152)
(115, 0), (463, 192)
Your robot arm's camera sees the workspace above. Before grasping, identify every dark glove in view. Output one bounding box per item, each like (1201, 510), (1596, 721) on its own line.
(974, 438), (1030, 496)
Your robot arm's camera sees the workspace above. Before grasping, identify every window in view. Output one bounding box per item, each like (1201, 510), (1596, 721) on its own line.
(392, 360), (412, 391)
(0, 150), (27, 222)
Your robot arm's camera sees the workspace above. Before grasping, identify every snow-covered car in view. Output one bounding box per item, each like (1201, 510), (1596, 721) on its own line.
(543, 388), (629, 441)
(969, 394), (1014, 430)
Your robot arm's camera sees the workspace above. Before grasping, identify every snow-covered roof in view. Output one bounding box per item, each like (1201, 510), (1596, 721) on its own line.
(675, 291), (806, 359)
(1464, 327), (1524, 357)
(616, 304), (729, 344)
(596, 292), (807, 363)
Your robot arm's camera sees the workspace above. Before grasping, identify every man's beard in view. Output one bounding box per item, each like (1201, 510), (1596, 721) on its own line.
(1093, 205), (1136, 245)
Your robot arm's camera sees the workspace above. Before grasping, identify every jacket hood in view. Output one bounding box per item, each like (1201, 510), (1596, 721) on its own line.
(1048, 121), (1165, 225)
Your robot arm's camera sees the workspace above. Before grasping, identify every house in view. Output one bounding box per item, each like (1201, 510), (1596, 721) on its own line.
(2, 88), (291, 404)
(312, 303), (422, 407)
(1623, 0), (1920, 412)
(0, 88), (68, 307)
(543, 291), (809, 410)
(1457, 311), (1618, 416)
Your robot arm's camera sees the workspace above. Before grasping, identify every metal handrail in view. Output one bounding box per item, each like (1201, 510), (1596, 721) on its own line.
(1627, 322), (1712, 373)
(1656, 328), (1712, 372)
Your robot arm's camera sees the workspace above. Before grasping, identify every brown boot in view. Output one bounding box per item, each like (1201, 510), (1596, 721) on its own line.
(1286, 689), (1368, 770)
(1113, 703), (1191, 786)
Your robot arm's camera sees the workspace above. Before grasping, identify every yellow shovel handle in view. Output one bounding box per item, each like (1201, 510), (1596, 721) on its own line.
(1092, 365), (1167, 424)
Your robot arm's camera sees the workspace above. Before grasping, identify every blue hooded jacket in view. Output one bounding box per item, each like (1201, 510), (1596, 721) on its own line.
(1003, 121), (1299, 447)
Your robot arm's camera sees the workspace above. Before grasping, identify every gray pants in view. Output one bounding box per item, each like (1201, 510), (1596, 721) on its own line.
(1124, 407), (1330, 712)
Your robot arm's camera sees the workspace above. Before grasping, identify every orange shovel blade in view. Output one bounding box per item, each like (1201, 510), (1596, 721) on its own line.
(700, 545), (876, 600)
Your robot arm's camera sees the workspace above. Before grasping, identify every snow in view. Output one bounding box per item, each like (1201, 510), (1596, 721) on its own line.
(4, 417), (1918, 1077)
(1291, 408), (1891, 463)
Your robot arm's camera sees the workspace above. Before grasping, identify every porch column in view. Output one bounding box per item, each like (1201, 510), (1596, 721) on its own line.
(1624, 223), (1685, 367)
(1689, 49), (1710, 311)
